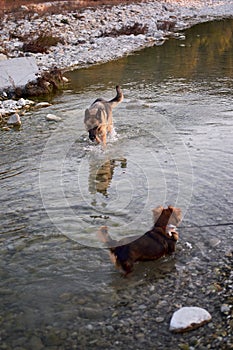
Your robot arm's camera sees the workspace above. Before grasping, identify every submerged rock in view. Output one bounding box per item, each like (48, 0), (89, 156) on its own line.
(169, 306), (212, 333)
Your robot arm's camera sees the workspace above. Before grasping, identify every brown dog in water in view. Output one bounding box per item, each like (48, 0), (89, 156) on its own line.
(84, 86), (123, 146)
(98, 206), (182, 275)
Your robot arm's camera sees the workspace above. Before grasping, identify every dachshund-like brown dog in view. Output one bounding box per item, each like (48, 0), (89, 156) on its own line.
(98, 206), (182, 275)
(84, 86), (123, 146)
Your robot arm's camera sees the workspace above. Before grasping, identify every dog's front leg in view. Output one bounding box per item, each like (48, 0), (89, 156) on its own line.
(95, 135), (102, 144)
(98, 126), (107, 146)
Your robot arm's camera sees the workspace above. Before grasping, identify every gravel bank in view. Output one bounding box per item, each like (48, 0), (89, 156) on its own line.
(1, 0), (233, 72)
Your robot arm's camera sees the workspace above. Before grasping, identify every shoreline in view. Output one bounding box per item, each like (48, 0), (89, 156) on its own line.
(1, 0), (233, 120)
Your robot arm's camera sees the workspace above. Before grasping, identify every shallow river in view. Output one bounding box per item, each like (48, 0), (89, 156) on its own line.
(1, 20), (233, 349)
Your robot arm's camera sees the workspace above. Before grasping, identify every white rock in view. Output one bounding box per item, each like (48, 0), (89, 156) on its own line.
(62, 76), (69, 83)
(0, 57), (39, 91)
(21, 5), (29, 11)
(17, 98), (27, 107)
(7, 113), (21, 126)
(35, 102), (51, 108)
(0, 54), (7, 61)
(46, 114), (62, 122)
(169, 306), (212, 333)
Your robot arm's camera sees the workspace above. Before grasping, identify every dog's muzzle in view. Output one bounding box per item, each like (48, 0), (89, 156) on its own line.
(89, 126), (98, 142)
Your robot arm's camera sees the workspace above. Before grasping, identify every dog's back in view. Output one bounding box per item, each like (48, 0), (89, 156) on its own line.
(111, 226), (178, 272)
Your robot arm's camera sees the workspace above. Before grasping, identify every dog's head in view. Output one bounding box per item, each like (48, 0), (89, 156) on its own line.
(88, 125), (99, 142)
(152, 206), (182, 228)
(84, 107), (105, 142)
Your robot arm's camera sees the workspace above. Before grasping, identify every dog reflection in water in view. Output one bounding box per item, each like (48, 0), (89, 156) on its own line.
(89, 158), (127, 197)
(98, 206), (182, 275)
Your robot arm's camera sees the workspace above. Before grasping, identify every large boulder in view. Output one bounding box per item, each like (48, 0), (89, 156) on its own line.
(0, 57), (39, 92)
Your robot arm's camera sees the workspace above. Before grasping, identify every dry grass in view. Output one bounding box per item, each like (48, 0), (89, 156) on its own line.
(22, 33), (64, 53)
(1, 0), (145, 17)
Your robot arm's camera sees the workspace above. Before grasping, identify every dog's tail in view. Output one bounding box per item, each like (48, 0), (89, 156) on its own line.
(108, 86), (124, 108)
(97, 226), (117, 247)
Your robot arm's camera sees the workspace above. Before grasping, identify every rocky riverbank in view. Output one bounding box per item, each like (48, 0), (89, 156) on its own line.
(1, 2), (233, 78)
(1, 0), (233, 71)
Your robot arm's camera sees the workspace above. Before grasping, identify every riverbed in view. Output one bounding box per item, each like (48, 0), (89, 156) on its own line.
(0, 19), (233, 350)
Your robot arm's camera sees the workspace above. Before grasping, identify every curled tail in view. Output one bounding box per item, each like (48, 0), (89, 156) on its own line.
(108, 85), (124, 108)
(97, 226), (116, 247)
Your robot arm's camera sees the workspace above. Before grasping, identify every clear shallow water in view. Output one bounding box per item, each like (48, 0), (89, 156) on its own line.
(1, 20), (233, 348)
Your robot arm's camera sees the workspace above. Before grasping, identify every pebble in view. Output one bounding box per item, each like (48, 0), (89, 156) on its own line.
(35, 102), (52, 108)
(7, 113), (21, 126)
(46, 113), (62, 122)
(169, 306), (212, 333)
(86, 324), (94, 330)
(220, 304), (230, 314)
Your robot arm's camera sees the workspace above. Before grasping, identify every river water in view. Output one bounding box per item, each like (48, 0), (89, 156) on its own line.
(1, 20), (233, 349)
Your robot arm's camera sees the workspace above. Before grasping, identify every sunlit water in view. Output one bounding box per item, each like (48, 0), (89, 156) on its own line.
(1, 20), (233, 347)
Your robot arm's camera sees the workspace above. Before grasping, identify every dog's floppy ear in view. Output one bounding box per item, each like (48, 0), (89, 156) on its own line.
(167, 206), (182, 226)
(152, 206), (164, 223)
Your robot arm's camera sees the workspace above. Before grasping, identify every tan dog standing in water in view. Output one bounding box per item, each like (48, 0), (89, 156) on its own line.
(84, 86), (123, 146)
(98, 206), (182, 275)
